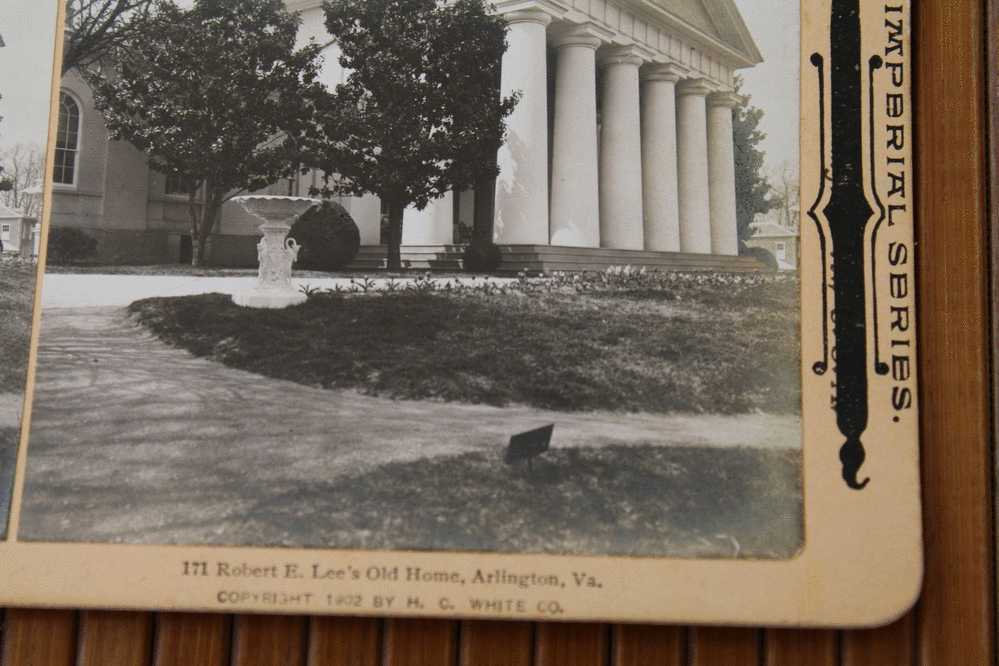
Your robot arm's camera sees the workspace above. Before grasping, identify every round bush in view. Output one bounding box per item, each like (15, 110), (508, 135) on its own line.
(463, 240), (502, 273)
(47, 227), (98, 265)
(288, 201), (360, 271)
(743, 245), (779, 272)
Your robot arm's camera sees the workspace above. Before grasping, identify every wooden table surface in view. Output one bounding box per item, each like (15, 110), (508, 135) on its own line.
(1, 1), (994, 664)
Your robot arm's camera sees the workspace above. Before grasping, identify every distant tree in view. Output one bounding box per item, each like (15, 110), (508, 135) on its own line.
(305, 0), (517, 271)
(732, 76), (776, 246)
(0, 144), (44, 216)
(770, 162), (800, 232)
(91, 0), (325, 266)
(63, 0), (155, 75)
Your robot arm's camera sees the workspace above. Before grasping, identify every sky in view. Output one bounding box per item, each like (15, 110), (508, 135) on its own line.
(0, 0), (797, 175)
(0, 0), (59, 147)
(732, 0), (801, 179)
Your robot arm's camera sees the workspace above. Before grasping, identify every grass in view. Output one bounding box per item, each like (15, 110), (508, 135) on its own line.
(128, 274), (800, 415)
(248, 444), (803, 558)
(0, 258), (38, 393)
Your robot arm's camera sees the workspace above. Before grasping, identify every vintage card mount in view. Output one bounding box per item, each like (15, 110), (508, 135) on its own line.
(0, 0), (920, 627)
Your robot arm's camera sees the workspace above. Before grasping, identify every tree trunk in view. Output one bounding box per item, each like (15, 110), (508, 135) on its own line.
(386, 204), (404, 272)
(192, 197), (222, 268)
(187, 191), (202, 267)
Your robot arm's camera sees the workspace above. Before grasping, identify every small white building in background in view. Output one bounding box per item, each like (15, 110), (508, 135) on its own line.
(0, 202), (39, 259)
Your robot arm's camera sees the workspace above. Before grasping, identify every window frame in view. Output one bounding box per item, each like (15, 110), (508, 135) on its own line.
(53, 91), (83, 189)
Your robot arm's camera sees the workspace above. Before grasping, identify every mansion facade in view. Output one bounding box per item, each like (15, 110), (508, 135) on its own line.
(50, 0), (762, 271)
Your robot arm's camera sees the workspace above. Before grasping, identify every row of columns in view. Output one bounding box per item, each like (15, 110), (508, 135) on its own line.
(495, 11), (740, 256)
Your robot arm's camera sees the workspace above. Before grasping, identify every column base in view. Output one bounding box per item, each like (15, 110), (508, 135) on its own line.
(232, 289), (308, 309)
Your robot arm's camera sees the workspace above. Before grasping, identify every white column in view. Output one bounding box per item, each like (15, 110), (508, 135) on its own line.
(494, 10), (551, 245)
(676, 78), (714, 254)
(403, 192), (454, 245)
(708, 91), (741, 256)
(349, 194), (383, 245)
(640, 63), (685, 252)
(549, 25), (603, 248)
(598, 45), (646, 251)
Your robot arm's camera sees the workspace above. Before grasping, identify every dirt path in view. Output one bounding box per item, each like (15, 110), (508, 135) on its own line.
(19, 307), (800, 545)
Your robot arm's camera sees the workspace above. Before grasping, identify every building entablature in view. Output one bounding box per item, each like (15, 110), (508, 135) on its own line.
(495, 0), (761, 89)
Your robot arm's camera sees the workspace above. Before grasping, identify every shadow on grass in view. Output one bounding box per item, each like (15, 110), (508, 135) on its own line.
(241, 444), (803, 559)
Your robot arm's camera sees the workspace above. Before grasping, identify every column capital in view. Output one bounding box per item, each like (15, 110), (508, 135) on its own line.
(676, 77), (715, 98)
(501, 8), (554, 26)
(641, 62), (688, 83)
(708, 90), (742, 108)
(598, 44), (650, 68)
(551, 23), (608, 50)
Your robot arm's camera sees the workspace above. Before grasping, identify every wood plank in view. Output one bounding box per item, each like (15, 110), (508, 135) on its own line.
(153, 613), (231, 666)
(841, 615), (914, 666)
(989, 0), (999, 651)
(914, 0), (995, 663)
(612, 625), (684, 666)
(765, 629), (838, 666)
(459, 621), (532, 666)
(534, 623), (609, 666)
(1, 609), (76, 666)
(688, 627), (760, 666)
(307, 616), (380, 666)
(77, 611), (154, 666)
(231, 615), (308, 666)
(382, 619), (457, 666)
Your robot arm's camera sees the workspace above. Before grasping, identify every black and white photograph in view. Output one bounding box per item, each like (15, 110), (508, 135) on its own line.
(0, 0), (54, 537)
(10, 0), (804, 560)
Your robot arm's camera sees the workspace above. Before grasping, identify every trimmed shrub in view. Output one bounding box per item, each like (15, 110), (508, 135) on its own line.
(47, 227), (98, 265)
(743, 245), (779, 272)
(289, 201), (360, 271)
(462, 240), (502, 273)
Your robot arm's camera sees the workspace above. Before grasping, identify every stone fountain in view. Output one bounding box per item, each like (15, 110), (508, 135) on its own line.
(231, 195), (318, 309)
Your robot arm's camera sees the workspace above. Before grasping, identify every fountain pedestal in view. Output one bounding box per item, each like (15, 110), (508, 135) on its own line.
(231, 195), (318, 309)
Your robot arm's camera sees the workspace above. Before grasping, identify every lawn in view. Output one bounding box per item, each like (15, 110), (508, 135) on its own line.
(128, 272), (800, 415)
(0, 258), (38, 393)
(243, 444), (803, 558)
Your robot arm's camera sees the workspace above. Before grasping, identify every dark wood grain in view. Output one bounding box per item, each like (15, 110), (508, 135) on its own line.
(307, 616), (380, 666)
(153, 613), (230, 666)
(382, 619), (457, 666)
(1, 609), (77, 666)
(688, 627), (760, 666)
(534, 623), (609, 666)
(841, 616), (914, 666)
(612, 625), (684, 665)
(459, 621), (533, 666)
(914, 0), (996, 664)
(77, 611), (154, 666)
(765, 629), (838, 666)
(989, 0), (999, 650)
(231, 615), (308, 666)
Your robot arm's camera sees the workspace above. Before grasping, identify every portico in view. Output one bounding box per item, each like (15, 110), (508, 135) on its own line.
(490, 0), (760, 260)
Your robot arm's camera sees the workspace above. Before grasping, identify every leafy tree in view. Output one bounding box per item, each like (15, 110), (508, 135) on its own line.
(732, 76), (776, 246)
(91, 0), (325, 266)
(306, 0), (517, 271)
(63, 0), (155, 76)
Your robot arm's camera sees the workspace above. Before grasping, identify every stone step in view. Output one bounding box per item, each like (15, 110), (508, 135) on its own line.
(346, 245), (768, 274)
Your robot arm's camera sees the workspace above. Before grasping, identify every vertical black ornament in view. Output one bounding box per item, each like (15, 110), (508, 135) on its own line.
(818, 0), (877, 490)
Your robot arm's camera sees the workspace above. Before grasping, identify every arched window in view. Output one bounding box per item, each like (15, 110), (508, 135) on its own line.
(53, 92), (81, 186)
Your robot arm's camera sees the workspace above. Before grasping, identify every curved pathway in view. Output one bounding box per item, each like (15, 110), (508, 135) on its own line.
(19, 306), (799, 545)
